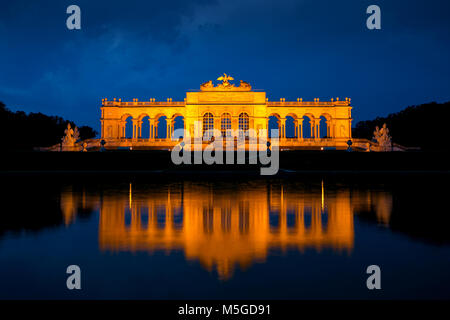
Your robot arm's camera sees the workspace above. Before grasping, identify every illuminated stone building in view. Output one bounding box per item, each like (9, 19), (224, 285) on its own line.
(100, 74), (354, 150)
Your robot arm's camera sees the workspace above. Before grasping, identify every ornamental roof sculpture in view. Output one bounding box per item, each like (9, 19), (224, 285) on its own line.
(200, 73), (252, 91)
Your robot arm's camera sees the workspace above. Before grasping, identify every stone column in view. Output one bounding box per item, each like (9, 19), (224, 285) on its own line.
(250, 118), (255, 136)
(331, 120), (336, 138)
(298, 123), (302, 140)
(214, 117), (221, 137)
(276, 119), (281, 138)
(310, 120), (315, 138)
(232, 118), (238, 132)
(349, 119), (353, 138)
(149, 119), (155, 140)
(119, 121), (126, 138)
(100, 120), (105, 139)
(154, 120), (159, 139)
(166, 120), (175, 140)
(166, 121), (171, 140)
(132, 119), (141, 139)
(170, 121), (175, 139)
(281, 118), (286, 138)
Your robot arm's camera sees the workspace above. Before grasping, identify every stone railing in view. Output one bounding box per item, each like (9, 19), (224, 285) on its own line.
(267, 101), (350, 107)
(102, 101), (185, 107)
(102, 100), (351, 107)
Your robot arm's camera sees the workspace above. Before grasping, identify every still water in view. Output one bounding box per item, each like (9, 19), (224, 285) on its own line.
(0, 174), (449, 299)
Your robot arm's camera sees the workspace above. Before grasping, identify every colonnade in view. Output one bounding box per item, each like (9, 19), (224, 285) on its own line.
(115, 114), (337, 140)
(272, 116), (334, 139)
(117, 117), (180, 139)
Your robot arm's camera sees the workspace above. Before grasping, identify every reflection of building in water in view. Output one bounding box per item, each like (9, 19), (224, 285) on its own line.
(96, 182), (354, 280)
(350, 190), (393, 226)
(59, 182), (393, 280)
(60, 186), (99, 226)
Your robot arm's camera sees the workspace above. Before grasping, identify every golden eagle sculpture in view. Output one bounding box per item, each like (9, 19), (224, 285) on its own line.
(217, 73), (234, 84)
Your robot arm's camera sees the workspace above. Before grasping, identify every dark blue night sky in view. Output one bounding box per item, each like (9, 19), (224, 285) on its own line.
(1, 0), (449, 130)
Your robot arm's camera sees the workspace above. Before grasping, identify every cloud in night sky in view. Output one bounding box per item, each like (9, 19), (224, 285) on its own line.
(0, 0), (449, 130)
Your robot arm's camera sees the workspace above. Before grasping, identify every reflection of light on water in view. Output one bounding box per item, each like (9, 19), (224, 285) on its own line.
(60, 182), (392, 280)
(321, 180), (324, 212)
(129, 183), (132, 209)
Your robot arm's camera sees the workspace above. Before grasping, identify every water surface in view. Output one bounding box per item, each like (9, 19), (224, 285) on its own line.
(1, 174), (449, 299)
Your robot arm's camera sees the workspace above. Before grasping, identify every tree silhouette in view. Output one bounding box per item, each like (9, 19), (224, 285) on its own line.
(353, 102), (449, 151)
(0, 101), (97, 150)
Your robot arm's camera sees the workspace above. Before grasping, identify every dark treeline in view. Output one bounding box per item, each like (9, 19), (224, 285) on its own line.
(0, 101), (97, 150)
(353, 102), (450, 151)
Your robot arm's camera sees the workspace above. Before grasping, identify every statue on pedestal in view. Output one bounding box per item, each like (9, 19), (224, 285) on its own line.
(61, 123), (80, 147)
(373, 123), (392, 152)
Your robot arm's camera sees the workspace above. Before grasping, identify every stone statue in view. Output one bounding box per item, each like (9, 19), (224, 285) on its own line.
(200, 74), (252, 91)
(200, 80), (214, 90)
(373, 123), (392, 151)
(217, 73), (234, 85)
(62, 123), (75, 146)
(239, 80), (252, 90)
(73, 126), (80, 142)
(216, 73), (235, 89)
(61, 123), (81, 149)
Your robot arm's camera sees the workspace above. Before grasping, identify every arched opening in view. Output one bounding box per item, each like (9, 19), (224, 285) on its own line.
(203, 113), (214, 139)
(268, 115), (280, 138)
(302, 115), (313, 138)
(319, 116), (328, 138)
(221, 113), (232, 137)
(156, 116), (167, 139)
(238, 112), (249, 138)
(285, 116), (296, 138)
(140, 116), (150, 139)
(124, 116), (133, 139)
(173, 115), (185, 138)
